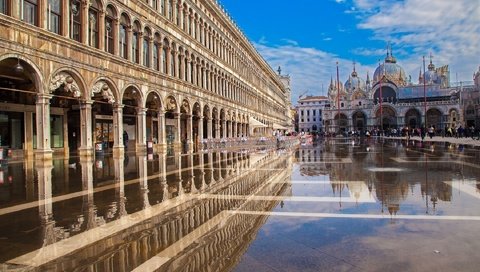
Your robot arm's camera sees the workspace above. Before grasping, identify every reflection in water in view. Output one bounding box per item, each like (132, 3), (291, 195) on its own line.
(0, 138), (479, 271)
(0, 149), (293, 271)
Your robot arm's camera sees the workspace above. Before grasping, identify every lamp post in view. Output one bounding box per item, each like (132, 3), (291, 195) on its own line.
(423, 56), (427, 128)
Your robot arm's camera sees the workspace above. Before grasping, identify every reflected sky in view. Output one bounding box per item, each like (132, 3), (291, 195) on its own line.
(0, 138), (479, 271)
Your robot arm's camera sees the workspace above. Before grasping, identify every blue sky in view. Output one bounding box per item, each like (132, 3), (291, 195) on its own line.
(219, 0), (480, 102)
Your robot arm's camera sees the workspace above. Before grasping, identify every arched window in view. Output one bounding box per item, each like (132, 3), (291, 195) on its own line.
(160, 0), (165, 15)
(119, 14), (129, 59)
(170, 50), (175, 76)
(132, 22), (140, 64)
(176, 4), (181, 26)
(88, 0), (100, 48)
(0, 0), (8, 15)
(184, 55), (188, 81)
(22, 0), (38, 26)
(48, 0), (61, 34)
(143, 28), (151, 67)
(168, 0), (173, 20)
(153, 34), (161, 71)
(104, 6), (115, 54)
(177, 53), (182, 78)
(162, 45), (168, 73)
(70, 0), (81, 41)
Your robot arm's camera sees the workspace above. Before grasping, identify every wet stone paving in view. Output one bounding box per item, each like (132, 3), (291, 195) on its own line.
(0, 138), (479, 271)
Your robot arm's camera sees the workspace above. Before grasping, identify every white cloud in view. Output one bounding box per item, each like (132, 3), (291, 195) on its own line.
(254, 42), (374, 103)
(354, 0), (480, 82)
(323, 37), (333, 41)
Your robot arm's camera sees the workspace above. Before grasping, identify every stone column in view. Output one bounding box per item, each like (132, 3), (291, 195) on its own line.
(222, 120), (227, 139)
(207, 117), (212, 139)
(233, 121), (237, 138)
(81, 0), (89, 45)
(25, 112), (34, 157)
(35, 93), (53, 160)
(112, 104), (124, 157)
(192, 59), (197, 85)
(158, 111), (166, 152)
(198, 116), (204, 150)
(98, 10), (105, 51)
(148, 38), (154, 69)
(172, 0), (178, 24)
(137, 31), (144, 65)
(136, 107), (147, 152)
(214, 119), (219, 139)
(174, 113), (181, 149)
(79, 101), (94, 157)
(113, 18), (119, 55)
(127, 26), (133, 62)
(187, 115), (193, 152)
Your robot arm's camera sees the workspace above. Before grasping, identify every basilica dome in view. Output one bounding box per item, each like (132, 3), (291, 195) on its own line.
(373, 50), (407, 86)
(344, 69), (366, 92)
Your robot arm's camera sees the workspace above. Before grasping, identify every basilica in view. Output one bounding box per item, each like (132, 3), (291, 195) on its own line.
(322, 47), (477, 135)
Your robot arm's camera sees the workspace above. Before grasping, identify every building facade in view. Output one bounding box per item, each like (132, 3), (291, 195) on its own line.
(0, 0), (288, 159)
(296, 95), (329, 133)
(323, 48), (473, 135)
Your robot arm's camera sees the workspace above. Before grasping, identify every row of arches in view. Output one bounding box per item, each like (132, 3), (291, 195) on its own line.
(326, 106), (459, 133)
(0, 54), (266, 158)
(0, 0), (283, 112)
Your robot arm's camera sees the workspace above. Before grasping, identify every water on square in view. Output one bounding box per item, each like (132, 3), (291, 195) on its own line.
(0, 138), (479, 271)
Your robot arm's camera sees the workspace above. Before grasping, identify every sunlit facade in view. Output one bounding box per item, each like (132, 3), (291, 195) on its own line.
(322, 48), (475, 134)
(0, 0), (289, 159)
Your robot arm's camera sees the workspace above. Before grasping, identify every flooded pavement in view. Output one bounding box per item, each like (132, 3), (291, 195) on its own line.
(0, 138), (479, 271)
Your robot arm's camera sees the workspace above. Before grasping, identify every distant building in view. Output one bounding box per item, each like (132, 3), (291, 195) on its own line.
(295, 95), (329, 133)
(323, 46), (475, 134)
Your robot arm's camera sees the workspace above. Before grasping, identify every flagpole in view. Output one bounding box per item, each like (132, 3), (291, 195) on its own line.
(379, 60), (383, 134)
(423, 56), (427, 128)
(336, 61), (340, 132)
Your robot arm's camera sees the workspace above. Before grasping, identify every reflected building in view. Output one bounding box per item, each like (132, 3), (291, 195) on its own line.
(0, 148), (294, 270)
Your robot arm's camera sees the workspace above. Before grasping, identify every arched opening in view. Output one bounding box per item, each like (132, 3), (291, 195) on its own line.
(164, 96), (178, 151)
(49, 72), (83, 153)
(375, 106), (397, 130)
(426, 108), (442, 130)
(447, 109), (458, 129)
(0, 57), (38, 154)
(88, 0), (101, 48)
(121, 86), (141, 150)
(203, 105), (210, 140)
(145, 92), (162, 146)
(352, 111), (366, 132)
(405, 108), (421, 129)
(192, 102), (201, 152)
(374, 85), (397, 104)
(180, 99), (190, 153)
(334, 113), (348, 134)
(92, 80), (115, 151)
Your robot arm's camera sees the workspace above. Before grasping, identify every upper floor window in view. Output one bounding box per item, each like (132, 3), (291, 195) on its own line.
(22, 0), (38, 26)
(119, 14), (129, 59)
(168, 0), (173, 19)
(70, 0), (81, 42)
(132, 24), (140, 64)
(160, 0), (165, 15)
(0, 0), (8, 15)
(48, 0), (61, 34)
(88, 0), (100, 48)
(153, 40), (160, 71)
(105, 6), (115, 54)
(143, 34), (150, 67)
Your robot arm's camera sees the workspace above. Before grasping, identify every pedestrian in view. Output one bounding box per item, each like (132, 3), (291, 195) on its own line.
(123, 130), (129, 149)
(428, 125), (435, 139)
